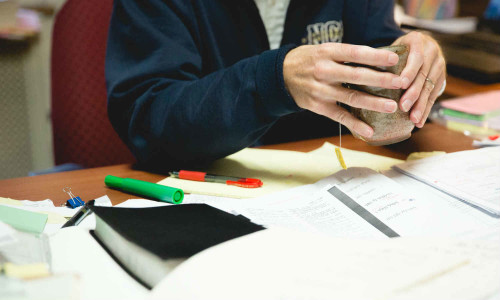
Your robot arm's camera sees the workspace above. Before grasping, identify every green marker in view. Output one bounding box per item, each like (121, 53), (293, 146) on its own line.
(105, 175), (184, 204)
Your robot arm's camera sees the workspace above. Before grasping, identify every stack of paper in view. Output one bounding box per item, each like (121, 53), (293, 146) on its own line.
(440, 91), (500, 121)
(438, 91), (500, 135)
(143, 166), (499, 240)
(394, 147), (500, 215)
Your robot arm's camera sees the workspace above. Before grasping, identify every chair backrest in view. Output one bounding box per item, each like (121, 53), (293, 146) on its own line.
(51, 0), (135, 168)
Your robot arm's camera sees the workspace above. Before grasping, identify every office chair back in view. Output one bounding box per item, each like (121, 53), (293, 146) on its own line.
(51, 0), (135, 168)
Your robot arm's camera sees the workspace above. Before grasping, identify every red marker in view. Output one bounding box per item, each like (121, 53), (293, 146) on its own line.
(169, 171), (263, 188)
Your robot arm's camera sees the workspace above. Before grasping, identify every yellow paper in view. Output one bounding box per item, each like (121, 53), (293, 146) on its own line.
(160, 148), (337, 198)
(447, 121), (499, 136)
(309, 142), (403, 171)
(37, 211), (68, 224)
(3, 262), (50, 279)
(335, 147), (347, 169)
(0, 197), (22, 206)
(407, 151), (446, 161)
(159, 143), (403, 198)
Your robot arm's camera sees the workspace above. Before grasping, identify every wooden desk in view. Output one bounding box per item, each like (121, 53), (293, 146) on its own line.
(445, 75), (500, 98)
(0, 123), (473, 206)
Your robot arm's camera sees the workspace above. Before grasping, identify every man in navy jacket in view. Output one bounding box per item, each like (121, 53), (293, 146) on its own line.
(106, 0), (445, 170)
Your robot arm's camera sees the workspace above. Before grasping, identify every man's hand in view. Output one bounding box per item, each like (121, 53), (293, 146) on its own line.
(392, 32), (446, 128)
(283, 43), (403, 138)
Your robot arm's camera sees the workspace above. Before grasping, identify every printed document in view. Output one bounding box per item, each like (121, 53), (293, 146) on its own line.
(393, 147), (500, 215)
(237, 168), (496, 238)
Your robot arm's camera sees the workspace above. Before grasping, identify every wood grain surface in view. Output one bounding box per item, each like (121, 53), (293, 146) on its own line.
(445, 75), (500, 98)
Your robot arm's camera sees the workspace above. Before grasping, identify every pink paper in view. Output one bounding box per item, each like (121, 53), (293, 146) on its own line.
(441, 91), (500, 115)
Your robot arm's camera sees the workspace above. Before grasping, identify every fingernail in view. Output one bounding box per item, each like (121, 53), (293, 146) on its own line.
(388, 53), (399, 65)
(360, 125), (374, 138)
(402, 77), (410, 89)
(392, 77), (402, 88)
(402, 99), (412, 112)
(384, 101), (397, 113)
(413, 110), (422, 123)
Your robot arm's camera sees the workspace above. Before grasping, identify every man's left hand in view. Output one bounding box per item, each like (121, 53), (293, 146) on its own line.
(392, 32), (446, 128)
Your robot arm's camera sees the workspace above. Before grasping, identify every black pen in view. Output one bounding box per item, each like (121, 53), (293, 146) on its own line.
(62, 200), (95, 228)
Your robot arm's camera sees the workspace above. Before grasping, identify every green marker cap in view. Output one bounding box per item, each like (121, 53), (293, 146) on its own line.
(105, 175), (184, 204)
(104, 175), (123, 189)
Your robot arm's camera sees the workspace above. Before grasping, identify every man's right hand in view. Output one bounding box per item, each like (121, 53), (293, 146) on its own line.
(283, 43), (404, 139)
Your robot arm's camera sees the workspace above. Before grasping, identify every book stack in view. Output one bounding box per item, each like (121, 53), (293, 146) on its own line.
(436, 90), (500, 137)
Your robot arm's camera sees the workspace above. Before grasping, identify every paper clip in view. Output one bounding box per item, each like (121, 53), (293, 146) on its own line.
(63, 187), (85, 208)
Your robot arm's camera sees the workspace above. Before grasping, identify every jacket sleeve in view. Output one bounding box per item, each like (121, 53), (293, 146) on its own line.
(105, 0), (300, 170)
(343, 0), (404, 47)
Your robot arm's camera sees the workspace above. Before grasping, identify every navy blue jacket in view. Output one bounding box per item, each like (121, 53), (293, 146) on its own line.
(106, 0), (403, 170)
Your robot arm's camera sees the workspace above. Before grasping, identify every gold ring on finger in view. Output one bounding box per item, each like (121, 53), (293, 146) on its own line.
(425, 77), (435, 91)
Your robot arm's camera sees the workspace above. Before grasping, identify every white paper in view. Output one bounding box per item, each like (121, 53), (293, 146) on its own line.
(240, 187), (387, 238)
(0, 221), (17, 247)
(19, 199), (56, 208)
(0, 275), (80, 300)
(384, 169), (500, 227)
(388, 239), (500, 300)
(93, 195), (113, 207)
(151, 228), (500, 300)
(232, 168), (492, 238)
(0, 230), (50, 266)
(455, 225), (500, 243)
(115, 199), (170, 208)
(50, 227), (148, 300)
(394, 147), (500, 215)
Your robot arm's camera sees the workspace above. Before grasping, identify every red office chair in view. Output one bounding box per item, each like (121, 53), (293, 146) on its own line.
(51, 0), (135, 168)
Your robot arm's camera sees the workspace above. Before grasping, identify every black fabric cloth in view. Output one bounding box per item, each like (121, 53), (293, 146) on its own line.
(106, 0), (404, 170)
